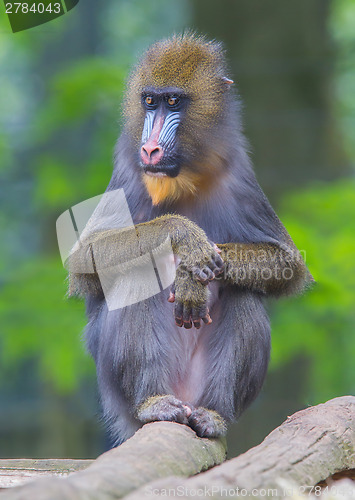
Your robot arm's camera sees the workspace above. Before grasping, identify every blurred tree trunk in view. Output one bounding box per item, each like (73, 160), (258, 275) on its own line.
(190, 0), (349, 199)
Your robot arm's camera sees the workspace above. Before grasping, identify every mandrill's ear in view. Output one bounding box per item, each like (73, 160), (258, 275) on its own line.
(222, 77), (234, 87)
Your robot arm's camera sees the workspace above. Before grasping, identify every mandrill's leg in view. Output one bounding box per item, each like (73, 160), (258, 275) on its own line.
(198, 286), (271, 423)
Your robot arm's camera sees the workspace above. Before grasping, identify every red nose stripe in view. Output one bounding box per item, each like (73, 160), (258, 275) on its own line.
(141, 114), (165, 165)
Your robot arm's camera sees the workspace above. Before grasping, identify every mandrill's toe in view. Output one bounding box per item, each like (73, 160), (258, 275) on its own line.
(136, 395), (191, 425)
(188, 407), (227, 438)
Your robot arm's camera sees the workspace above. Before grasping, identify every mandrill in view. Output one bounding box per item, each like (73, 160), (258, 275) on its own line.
(67, 33), (312, 445)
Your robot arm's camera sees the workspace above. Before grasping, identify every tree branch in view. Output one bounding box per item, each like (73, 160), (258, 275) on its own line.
(127, 396), (355, 499)
(1, 397), (354, 499)
(1, 421), (226, 499)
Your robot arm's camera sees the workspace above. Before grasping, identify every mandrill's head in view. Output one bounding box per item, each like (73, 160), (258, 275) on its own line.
(123, 33), (235, 206)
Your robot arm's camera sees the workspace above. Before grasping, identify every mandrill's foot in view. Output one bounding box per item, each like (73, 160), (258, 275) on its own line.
(188, 407), (227, 438)
(136, 395), (192, 425)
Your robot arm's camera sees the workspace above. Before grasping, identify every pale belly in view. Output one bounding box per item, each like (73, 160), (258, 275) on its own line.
(169, 280), (222, 405)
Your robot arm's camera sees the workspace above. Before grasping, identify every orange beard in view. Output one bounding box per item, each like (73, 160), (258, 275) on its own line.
(142, 152), (224, 206)
(143, 170), (200, 205)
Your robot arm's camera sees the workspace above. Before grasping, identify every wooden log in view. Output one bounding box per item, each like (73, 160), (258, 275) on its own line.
(0, 460), (92, 489)
(1, 397), (354, 499)
(0, 421), (226, 499)
(125, 396), (355, 500)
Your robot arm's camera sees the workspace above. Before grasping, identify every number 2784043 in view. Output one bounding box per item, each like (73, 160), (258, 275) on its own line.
(5, 3), (62, 14)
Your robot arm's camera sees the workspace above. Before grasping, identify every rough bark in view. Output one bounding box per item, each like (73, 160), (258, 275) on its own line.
(1, 397), (354, 499)
(0, 460), (92, 489)
(126, 396), (355, 499)
(0, 421), (226, 499)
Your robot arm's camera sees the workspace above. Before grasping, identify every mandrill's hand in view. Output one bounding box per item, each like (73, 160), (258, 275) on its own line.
(177, 240), (224, 285)
(164, 216), (224, 284)
(168, 266), (212, 329)
(190, 242), (224, 284)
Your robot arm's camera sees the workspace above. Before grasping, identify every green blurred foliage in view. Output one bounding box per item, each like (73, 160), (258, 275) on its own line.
(37, 59), (126, 131)
(0, 259), (90, 393)
(271, 180), (355, 401)
(34, 58), (127, 209)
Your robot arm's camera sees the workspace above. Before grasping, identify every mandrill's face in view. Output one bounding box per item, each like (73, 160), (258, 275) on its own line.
(139, 86), (188, 179)
(123, 35), (232, 205)
(137, 85), (205, 206)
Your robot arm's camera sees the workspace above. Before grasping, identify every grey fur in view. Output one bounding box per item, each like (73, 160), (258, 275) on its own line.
(83, 135), (287, 445)
(76, 52), (309, 447)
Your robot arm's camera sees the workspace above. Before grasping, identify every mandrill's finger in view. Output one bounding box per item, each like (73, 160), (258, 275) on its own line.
(183, 306), (192, 329)
(191, 266), (210, 284)
(174, 302), (183, 327)
(202, 266), (215, 281)
(182, 404), (193, 418)
(208, 240), (221, 254)
(202, 314), (212, 325)
(194, 304), (212, 326)
(191, 308), (201, 329)
(212, 253), (224, 272)
(168, 283), (175, 302)
(206, 258), (223, 276)
(201, 309), (212, 325)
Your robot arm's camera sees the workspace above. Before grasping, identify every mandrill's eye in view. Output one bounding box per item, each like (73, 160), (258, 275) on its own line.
(167, 96), (180, 107)
(144, 96), (155, 107)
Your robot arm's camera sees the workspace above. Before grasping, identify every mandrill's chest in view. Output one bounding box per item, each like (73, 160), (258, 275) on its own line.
(130, 177), (242, 244)
(152, 202), (238, 245)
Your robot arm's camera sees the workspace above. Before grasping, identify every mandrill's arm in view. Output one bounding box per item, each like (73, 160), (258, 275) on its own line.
(170, 238), (312, 329)
(216, 240), (313, 297)
(67, 214), (223, 308)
